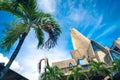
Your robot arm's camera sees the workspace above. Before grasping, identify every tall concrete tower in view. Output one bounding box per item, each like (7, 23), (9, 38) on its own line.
(70, 28), (95, 63)
(70, 28), (90, 50)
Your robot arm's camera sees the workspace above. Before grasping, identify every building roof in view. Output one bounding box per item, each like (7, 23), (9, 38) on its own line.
(71, 49), (87, 61)
(0, 63), (28, 80)
(114, 39), (120, 49)
(52, 59), (77, 69)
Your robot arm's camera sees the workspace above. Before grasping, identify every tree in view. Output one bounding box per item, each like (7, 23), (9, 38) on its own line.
(67, 66), (89, 80)
(0, 0), (61, 79)
(112, 59), (120, 73)
(89, 61), (110, 80)
(39, 59), (64, 80)
(112, 59), (120, 80)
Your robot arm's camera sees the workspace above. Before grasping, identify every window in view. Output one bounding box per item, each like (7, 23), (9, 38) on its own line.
(81, 65), (89, 69)
(78, 59), (89, 69)
(91, 42), (99, 51)
(78, 59), (86, 65)
(110, 50), (120, 60)
(69, 63), (73, 67)
(113, 46), (120, 53)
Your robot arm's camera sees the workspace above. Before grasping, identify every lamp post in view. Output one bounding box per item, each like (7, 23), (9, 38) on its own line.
(38, 58), (47, 80)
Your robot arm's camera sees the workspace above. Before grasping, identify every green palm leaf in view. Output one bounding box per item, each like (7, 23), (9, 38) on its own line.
(41, 17), (61, 49)
(1, 22), (27, 51)
(68, 66), (89, 80)
(113, 59), (120, 73)
(40, 59), (64, 80)
(32, 11), (61, 49)
(89, 61), (110, 77)
(34, 27), (44, 48)
(0, 0), (27, 21)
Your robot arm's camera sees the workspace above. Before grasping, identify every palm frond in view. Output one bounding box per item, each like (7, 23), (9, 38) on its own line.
(0, 22), (27, 51)
(16, 0), (37, 22)
(32, 11), (61, 49)
(34, 27), (44, 48)
(67, 66), (88, 80)
(41, 17), (61, 49)
(18, 0), (36, 13)
(112, 59), (120, 72)
(79, 72), (89, 80)
(99, 67), (111, 76)
(40, 60), (64, 80)
(89, 60), (110, 77)
(0, 0), (26, 21)
(32, 11), (52, 24)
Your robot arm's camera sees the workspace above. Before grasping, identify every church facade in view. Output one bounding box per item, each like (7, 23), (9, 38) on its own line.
(52, 28), (120, 75)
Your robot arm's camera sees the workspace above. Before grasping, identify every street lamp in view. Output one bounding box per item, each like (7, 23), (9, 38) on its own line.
(38, 57), (47, 80)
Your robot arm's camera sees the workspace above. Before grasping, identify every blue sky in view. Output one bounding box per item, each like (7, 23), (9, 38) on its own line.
(0, 0), (120, 80)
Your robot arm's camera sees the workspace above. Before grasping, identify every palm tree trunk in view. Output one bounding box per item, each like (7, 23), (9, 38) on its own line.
(0, 32), (28, 79)
(44, 67), (46, 80)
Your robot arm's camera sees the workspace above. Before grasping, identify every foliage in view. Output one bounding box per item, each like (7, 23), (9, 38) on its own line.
(1, 22), (27, 51)
(67, 66), (89, 80)
(0, 0), (61, 79)
(0, 0), (61, 51)
(112, 59), (120, 73)
(89, 61), (110, 78)
(40, 59), (64, 80)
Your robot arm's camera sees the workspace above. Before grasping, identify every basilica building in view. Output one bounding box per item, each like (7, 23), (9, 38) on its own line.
(52, 28), (120, 75)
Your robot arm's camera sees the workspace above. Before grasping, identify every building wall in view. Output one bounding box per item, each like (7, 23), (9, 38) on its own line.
(52, 29), (120, 75)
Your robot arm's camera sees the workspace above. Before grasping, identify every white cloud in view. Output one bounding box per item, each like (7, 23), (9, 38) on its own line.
(37, 0), (57, 14)
(20, 48), (70, 80)
(66, 1), (100, 30)
(117, 37), (120, 40)
(68, 5), (88, 23)
(65, 0), (105, 39)
(68, 9), (87, 22)
(14, 30), (71, 80)
(87, 15), (103, 38)
(95, 25), (117, 40)
(0, 53), (23, 73)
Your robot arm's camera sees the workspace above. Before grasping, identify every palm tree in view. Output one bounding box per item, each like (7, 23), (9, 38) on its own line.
(112, 59), (120, 73)
(67, 66), (89, 80)
(0, 0), (61, 79)
(39, 59), (64, 80)
(89, 61), (110, 80)
(112, 59), (120, 80)
(40, 66), (64, 80)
